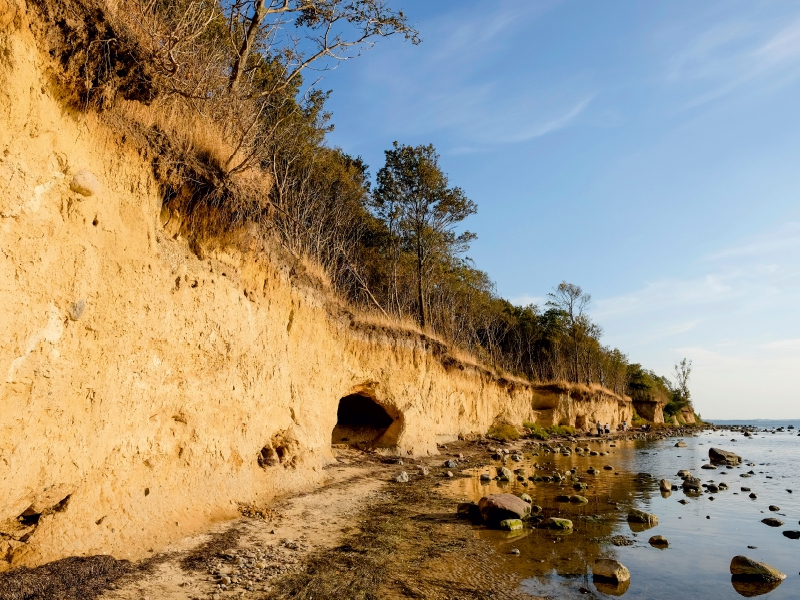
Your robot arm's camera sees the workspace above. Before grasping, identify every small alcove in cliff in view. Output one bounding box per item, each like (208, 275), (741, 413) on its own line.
(332, 393), (395, 447)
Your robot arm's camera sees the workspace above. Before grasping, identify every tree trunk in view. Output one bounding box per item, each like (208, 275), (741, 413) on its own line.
(416, 239), (425, 328)
(229, 1), (268, 93)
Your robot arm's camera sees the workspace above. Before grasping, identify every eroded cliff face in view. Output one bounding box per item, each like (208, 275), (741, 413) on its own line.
(0, 14), (632, 570)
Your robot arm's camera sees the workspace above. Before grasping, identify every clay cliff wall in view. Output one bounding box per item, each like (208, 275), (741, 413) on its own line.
(0, 11), (631, 570)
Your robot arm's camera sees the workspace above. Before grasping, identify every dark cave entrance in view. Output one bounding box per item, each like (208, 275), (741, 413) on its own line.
(332, 393), (394, 447)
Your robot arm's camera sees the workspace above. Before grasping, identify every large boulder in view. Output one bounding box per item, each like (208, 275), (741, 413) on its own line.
(593, 558), (631, 583)
(709, 447), (742, 465)
(730, 556), (786, 582)
(659, 479), (673, 492)
(478, 494), (531, 526)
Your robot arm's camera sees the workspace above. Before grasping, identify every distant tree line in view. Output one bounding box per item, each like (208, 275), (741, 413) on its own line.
(45, 0), (694, 408)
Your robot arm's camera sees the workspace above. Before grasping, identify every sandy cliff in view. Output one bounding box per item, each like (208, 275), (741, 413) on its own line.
(0, 6), (632, 570)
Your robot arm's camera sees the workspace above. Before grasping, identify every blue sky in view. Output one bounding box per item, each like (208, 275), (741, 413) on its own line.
(315, 0), (800, 419)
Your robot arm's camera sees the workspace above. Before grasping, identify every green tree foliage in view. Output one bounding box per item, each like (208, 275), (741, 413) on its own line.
(373, 143), (477, 327)
(94, 0), (691, 404)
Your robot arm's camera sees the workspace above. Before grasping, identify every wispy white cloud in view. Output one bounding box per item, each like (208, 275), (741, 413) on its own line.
(760, 338), (800, 350)
(663, 16), (800, 109)
(706, 221), (800, 260)
(355, 0), (593, 150)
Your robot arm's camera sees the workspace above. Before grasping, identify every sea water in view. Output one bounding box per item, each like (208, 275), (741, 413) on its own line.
(446, 427), (800, 599)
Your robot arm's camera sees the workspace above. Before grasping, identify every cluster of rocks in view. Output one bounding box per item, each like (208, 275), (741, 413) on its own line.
(205, 542), (305, 596)
(457, 492), (576, 533)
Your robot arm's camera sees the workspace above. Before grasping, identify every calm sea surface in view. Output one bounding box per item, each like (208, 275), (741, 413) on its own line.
(445, 426), (800, 599)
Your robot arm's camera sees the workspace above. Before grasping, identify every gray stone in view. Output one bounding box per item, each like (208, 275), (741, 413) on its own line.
(444, 459), (458, 469)
(593, 558), (630, 583)
(70, 169), (101, 197)
(628, 509), (658, 526)
(709, 447), (742, 465)
(478, 494), (531, 526)
(730, 556), (786, 582)
(541, 517), (573, 530)
(395, 471), (409, 483)
(499, 518), (524, 531)
(682, 477), (703, 493)
(761, 518), (783, 527)
(769, 505), (780, 512)
(782, 530), (800, 540)
(659, 479), (672, 492)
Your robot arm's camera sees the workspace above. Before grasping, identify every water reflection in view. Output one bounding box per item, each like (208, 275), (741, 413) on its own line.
(444, 432), (800, 599)
(731, 578), (784, 597)
(595, 578), (631, 596)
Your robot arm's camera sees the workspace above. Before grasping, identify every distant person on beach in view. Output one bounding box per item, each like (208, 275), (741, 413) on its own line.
(596, 421), (603, 436)
(604, 423), (610, 434)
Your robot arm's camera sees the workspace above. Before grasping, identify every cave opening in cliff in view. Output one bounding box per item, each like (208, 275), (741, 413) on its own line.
(332, 393), (394, 447)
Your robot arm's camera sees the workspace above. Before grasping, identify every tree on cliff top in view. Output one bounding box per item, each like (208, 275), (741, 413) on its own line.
(373, 142), (477, 328)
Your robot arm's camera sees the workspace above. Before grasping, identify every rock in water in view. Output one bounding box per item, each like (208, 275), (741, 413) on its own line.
(730, 556), (786, 582)
(682, 477), (703, 493)
(782, 531), (800, 540)
(709, 447), (742, 465)
(593, 558), (631, 583)
(649, 535), (669, 548)
(659, 479), (673, 492)
(541, 517), (573, 530)
(675, 441), (687, 447)
(478, 494), (531, 526)
(627, 509), (658, 526)
(761, 518), (783, 527)
(768, 505), (780, 512)
(497, 466), (513, 481)
(569, 495), (588, 504)
(499, 519), (523, 531)
(519, 493), (532, 503)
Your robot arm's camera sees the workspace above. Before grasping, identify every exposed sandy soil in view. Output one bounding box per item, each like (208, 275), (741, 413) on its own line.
(2, 429), (690, 600)
(1, 442), (548, 600)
